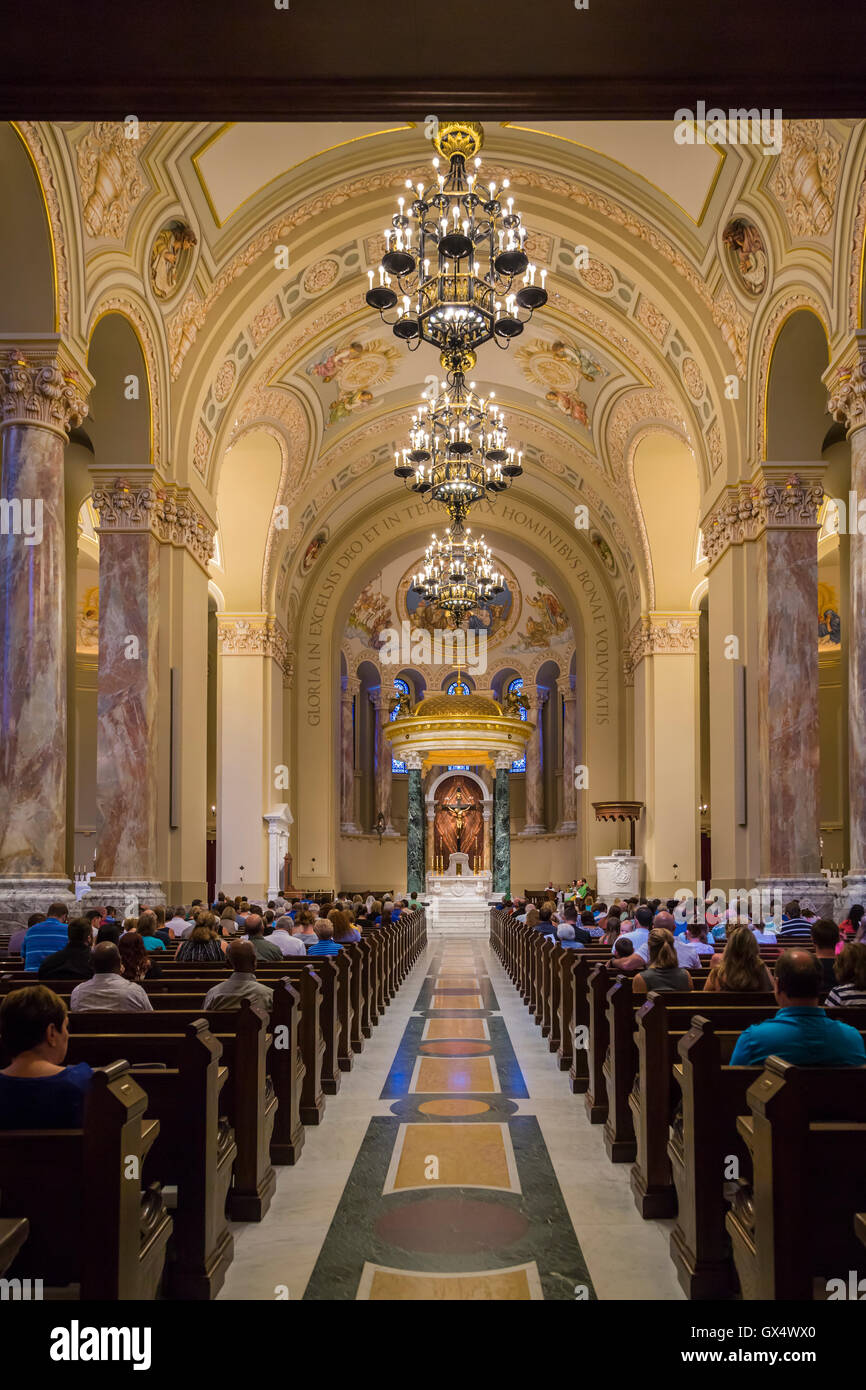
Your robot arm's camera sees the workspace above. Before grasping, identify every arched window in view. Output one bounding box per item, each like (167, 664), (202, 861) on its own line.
(507, 677), (527, 772)
(390, 678), (410, 773)
(447, 678), (471, 696)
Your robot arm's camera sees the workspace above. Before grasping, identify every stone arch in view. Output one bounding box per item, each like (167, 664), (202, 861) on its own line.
(752, 292), (831, 463)
(86, 309), (153, 471)
(764, 307), (830, 461)
(0, 123), (59, 334)
(86, 291), (166, 473)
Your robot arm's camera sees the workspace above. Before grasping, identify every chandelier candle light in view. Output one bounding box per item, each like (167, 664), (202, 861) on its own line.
(395, 367), (523, 526)
(366, 120), (547, 371)
(412, 525), (503, 624)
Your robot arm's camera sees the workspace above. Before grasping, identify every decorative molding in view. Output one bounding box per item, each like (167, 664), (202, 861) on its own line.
(90, 473), (215, 571)
(16, 123), (71, 337)
(75, 120), (157, 240)
(624, 611), (700, 677)
(769, 119), (842, 240)
(826, 331), (866, 436)
(0, 341), (90, 437)
(701, 465), (825, 569)
(217, 613), (294, 683)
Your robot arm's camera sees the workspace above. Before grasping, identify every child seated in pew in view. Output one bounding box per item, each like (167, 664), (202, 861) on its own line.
(704, 926), (775, 993)
(730, 950), (866, 1066)
(0, 986), (93, 1129)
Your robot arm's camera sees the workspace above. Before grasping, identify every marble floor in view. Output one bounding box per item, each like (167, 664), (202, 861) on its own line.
(218, 933), (684, 1301)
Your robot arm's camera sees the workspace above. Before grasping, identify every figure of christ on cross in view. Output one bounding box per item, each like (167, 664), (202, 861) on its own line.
(443, 790), (480, 854)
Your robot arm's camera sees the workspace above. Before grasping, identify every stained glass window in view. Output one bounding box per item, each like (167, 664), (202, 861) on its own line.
(508, 677), (527, 772)
(390, 678), (409, 773)
(447, 679), (471, 696)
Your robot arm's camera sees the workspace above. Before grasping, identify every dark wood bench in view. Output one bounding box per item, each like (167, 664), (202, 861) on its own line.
(0, 1060), (173, 1298)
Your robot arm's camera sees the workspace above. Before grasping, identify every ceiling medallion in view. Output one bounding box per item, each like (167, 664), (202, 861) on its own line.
(395, 364), (523, 528)
(365, 119), (548, 373)
(412, 524), (503, 624)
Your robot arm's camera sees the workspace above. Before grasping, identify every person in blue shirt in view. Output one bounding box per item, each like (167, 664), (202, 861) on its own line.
(556, 923), (583, 950)
(307, 922), (343, 956)
(730, 950), (866, 1067)
(131, 910), (167, 952)
(0, 984), (93, 1129)
(22, 904), (71, 973)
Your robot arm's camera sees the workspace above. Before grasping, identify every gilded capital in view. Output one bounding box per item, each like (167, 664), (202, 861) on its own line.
(217, 613), (293, 684)
(90, 473), (215, 572)
(825, 333), (866, 437)
(625, 612), (700, 676)
(0, 339), (91, 438)
(701, 464), (825, 569)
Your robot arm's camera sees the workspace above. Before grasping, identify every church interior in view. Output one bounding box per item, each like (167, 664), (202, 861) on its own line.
(1, 9), (866, 1326)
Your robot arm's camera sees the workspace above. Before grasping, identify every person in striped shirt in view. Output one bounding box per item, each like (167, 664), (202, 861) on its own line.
(826, 943), (866, 1008)
(777, 900), (814, 943)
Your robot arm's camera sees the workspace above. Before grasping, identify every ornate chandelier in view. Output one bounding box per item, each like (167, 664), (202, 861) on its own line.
(395, 367), (523, 527)
(412, 525), (503, 623)
(365, 120), (548, 372)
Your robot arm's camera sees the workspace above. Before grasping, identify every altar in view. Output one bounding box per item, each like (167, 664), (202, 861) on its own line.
(425, 852), (494, 935)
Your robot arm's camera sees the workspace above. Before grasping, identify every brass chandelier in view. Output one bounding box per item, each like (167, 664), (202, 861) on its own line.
(394, 366), (523, 528)
(365, 120), (548, 372)
(412, 525), (503, 623)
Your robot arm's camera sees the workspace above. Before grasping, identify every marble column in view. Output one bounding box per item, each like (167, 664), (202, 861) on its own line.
(371, 688), (397, 835)
(519, 687), (547, 835)
(86, 478), (162, 908)
(340, 676), (360, 833)
(557, 676), (578, 833)
(829, 337), (866, 907)
(483, 803), (492, 871)
(426, 803), (436, 874)
(0, 340), (90, 927)
(493, 752), (512, 897)
(405, 753), (424, 894)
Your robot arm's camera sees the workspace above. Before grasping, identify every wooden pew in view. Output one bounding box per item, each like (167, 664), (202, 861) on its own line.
(65, 1000), (277, 1222)
(726, 1058), (866, 1299)
(0, 1060), (173, 1298)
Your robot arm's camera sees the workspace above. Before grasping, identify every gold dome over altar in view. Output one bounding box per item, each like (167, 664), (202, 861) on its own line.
(387, 689), (533, 770)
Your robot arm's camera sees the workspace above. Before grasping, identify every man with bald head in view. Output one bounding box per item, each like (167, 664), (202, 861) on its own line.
(69, 941), (153, 1012)
(634, 910), (701, 969)
(202, 941), (274, 1021)
(243, 914), (283, 963)
(730, 949), (866, 1066)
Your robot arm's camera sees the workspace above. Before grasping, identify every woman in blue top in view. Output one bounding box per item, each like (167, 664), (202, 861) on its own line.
(0, 985), (93, 1130)
(128, 910), (166, 952)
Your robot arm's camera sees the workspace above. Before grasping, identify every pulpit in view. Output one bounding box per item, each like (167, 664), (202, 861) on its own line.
(425, 852), (493, 936)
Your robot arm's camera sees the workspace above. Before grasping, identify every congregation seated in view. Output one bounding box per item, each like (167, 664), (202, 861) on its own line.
(294, 910), (319, 946)
(811, 917), (840, 992)
(165, 905), (189, 938)
(826, 942), (866, 1008)
(703, 924), (775, 992)
(556, 923), (582, 950)
(269, 914), (305, 956)
(777, 899), (814, 943)
(632, 927), (693, 995)
(69, 942), (153, 1013)
(0, 986), (93, 1129)
(174, 917), (226, 962)
(330, 910), (360, 944)
(37, 918), (95, 981)
(5, 912), (42, 959)
(22, 903), (70, 973)
(128, 910), (166, 953)
(243, 914), (282, 962)
(618, 903), (653, 954)
(202, 940), (273, 1021)
(118, 930), (162, 982)
(635, 910), (701, 968)
(534, 904), (556, 937)
(220, 906), (239, 937)
(608, 936), (645, 973)
(838, 902), (865, 942)
(684, 921), (715, 955)
(95, 920), (121, 944)
(730, 950), (866, 1066)
(308, 921), (341, 956)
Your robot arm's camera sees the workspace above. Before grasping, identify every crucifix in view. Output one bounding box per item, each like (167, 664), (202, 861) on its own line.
(444, 791), (479, 853)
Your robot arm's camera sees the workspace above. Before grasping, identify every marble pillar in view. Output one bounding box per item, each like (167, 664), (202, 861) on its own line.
(371, 688), (397, 835)
(0, 341), (89, 927)
(483, 803), (492, 871)
(406, 753), (424, 894)
(520, 687), (547, 835)
(426, 804), (436, 873)
(752, 468), (827, 910)
(493, 752), (512, 897)
(87, 487), (162, 907)
(829, 338), (866, 907)
(557, 676), (578, 833)
(340, 676), (360, 833)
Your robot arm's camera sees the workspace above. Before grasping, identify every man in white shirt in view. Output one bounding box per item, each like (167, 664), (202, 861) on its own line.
(634, 911), (701, 967)
(69, 942), (153, 1013)
(166, 906), (189, 938)
(616, 905), (653, 955)
(270, 915), (305, 956)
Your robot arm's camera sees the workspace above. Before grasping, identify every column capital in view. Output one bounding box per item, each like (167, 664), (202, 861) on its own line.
(624, 611), (700, 678)
(404, 752), (423, 771)
(90, 472), (216, 572)
(0, 337), (92, 439)
(370, 688), (393, 713)
(342, 675), (361, 700)
(700, 463), (825, 570)
(825, 330), (866, 436)
(556, 675), (575, 699)
(494, 751), (513, 772)
(217, 613), (293, 684)
(523, 687), (548, 713)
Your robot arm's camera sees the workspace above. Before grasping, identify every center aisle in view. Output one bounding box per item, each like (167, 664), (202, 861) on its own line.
(219, 932), (682, 1301)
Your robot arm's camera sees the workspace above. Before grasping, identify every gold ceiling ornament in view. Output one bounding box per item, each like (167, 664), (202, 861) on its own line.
(387, 686), (533, 772)
(432, 120), (484, 163)
(365, 116), (547, 373)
